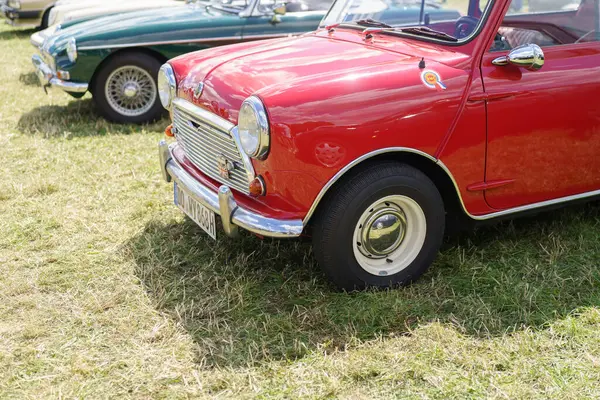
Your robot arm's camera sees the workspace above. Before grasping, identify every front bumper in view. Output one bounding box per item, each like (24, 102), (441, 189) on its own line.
(159, 140), (304, 239)
(31, 54), (88, 94)
(1, 5), (41, 27)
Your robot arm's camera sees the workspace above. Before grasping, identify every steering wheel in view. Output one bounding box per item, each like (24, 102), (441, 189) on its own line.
(454, 16), (479, 39)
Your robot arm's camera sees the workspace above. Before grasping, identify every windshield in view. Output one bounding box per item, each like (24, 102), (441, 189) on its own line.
(321, 0), (493, 43)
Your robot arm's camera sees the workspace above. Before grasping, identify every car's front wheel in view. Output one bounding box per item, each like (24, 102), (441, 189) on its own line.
(312, 162), (445, 291)
(92, 52), (164, 124)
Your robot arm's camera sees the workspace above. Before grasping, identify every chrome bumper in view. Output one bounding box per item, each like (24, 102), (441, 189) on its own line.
(159, 140), (304, 239)
(31, 54), (88, 94)
(1, 5), (39, 27)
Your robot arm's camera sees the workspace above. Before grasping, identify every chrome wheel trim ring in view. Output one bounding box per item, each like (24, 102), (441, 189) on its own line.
(352, 195), (427, 277)
(104, 66), (157, 117)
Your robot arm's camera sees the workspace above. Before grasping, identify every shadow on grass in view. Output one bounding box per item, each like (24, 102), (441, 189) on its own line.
(126, 201), (600, 368)
(19, 72), (39, 87)
(17, 98), (168, 137)
(0, 28), (36, 40)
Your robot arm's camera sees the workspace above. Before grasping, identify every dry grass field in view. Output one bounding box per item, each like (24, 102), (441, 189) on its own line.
(1, 23), (600, 399)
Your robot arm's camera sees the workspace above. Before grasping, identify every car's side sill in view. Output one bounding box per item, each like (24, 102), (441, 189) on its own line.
(467, 190), (600, 221)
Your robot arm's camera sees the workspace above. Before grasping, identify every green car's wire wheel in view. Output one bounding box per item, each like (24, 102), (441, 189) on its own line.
(93, 52), (165, 124)
(105, 66), (157, 118)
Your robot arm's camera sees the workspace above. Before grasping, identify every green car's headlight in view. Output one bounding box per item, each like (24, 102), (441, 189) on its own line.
(66, 38), (77, 63)
(8, 0), (21, 9)
(238, 96), (270, 160)
(158, 64), (177, 110)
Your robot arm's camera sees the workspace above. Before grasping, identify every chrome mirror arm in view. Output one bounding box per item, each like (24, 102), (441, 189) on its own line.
(492, 56), (509, 66)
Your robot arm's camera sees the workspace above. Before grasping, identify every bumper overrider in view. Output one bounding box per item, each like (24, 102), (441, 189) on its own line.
(31, 54), (88, 94)
(159, 140), (305, 239)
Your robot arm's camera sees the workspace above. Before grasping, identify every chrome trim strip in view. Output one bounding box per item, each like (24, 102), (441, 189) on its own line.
(302, 148), (600, 225)
(437, 160), (600, 221)
(160, 141), (303, 238)
(172, 98), (234, 132)
(77, 33), (299, 51)
(31, 54), (88, 94)
(230, 126), (258, 184)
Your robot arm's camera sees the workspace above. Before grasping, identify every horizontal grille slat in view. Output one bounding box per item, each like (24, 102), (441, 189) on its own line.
(175, 122), (241, 161)
(173, 101), (251, 194)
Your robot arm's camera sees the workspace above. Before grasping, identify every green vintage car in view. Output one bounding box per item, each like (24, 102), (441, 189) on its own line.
(31, 0), (333, 124)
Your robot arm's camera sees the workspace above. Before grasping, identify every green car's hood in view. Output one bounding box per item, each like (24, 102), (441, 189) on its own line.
(45, 4), (238, 55)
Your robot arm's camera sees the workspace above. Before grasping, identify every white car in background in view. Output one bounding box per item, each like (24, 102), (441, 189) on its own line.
(47, 0), (187, 26)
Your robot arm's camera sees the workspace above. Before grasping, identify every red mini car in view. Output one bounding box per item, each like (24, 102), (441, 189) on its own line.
(158, 0), (600, 290)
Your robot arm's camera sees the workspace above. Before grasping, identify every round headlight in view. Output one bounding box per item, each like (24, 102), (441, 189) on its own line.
(238, 96), (270, 159)
(66, 38), (77, 63)
(158, 63), (177, 110)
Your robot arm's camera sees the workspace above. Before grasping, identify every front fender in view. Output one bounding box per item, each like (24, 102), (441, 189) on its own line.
(253, 61), (470, 218)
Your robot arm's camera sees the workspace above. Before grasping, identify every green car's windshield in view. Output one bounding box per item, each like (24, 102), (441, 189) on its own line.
(321, 0), (493, 43)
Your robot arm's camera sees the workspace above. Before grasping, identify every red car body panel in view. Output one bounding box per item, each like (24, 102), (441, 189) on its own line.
(168, 0), (600, 223)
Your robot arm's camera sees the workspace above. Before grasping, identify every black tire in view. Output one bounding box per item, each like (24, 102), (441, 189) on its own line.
(92, 52), (164, 124)
(40, 7), (51, 30)
(312, 162), (445, 291)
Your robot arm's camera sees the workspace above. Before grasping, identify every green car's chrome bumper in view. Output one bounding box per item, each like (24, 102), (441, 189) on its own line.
(32, 54), (88, 94)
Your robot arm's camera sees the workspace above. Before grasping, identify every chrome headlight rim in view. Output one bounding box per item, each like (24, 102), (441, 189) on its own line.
(158, 63), (177, 111)
(238, 95), (270, 160)
(66, 37), (77, 63)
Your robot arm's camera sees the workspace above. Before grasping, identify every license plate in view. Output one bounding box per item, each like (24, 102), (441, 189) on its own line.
(174, 183), (217, 240)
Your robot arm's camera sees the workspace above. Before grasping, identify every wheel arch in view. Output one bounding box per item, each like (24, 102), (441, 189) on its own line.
(89, 47), (169, 95)
(303, 148), (471, 233)
(40, 4), (54, 29)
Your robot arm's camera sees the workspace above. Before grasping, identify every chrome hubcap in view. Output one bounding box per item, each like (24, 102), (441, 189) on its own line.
(105, 66), (157, 118)
(123, 83), (139, 98)
(353, 195), (427, 277)
(359, 207), (407, 258)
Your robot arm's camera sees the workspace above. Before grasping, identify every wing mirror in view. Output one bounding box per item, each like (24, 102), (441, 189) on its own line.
(492, 43), (545, 71)
(273, 4), (287, 15)
(271, 3), (286, 23)
(271, 3), (287, 25)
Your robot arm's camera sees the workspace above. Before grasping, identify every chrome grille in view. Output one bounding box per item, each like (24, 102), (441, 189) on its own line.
(172, 99), (252, 194)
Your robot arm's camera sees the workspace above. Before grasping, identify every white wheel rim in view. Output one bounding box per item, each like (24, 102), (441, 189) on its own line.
(352, 195), (427, 277)
(104, 66), (157, 117)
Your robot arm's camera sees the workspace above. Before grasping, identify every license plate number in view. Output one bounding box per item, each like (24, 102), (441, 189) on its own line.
(174, 183), (217, 240)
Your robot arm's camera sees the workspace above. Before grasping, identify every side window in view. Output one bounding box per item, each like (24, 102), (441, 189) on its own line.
(491, 0), (600, 51)
(258, 0), (331, 13)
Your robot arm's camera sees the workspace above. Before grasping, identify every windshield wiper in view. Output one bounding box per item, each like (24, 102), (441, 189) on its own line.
(397, 26), (458, 42)
(354, 19), (393, 28)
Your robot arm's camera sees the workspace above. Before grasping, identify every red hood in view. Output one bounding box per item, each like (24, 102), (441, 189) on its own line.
(170, 29), (470, 124)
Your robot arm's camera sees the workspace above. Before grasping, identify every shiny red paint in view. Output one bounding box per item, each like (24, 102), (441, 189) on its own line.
(168, 0), (600, 223)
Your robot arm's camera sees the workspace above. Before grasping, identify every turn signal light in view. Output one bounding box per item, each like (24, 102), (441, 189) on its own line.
(56, 70), (70, 80)
(249, 176), (266, 197)
(165, 124), (175, 137)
